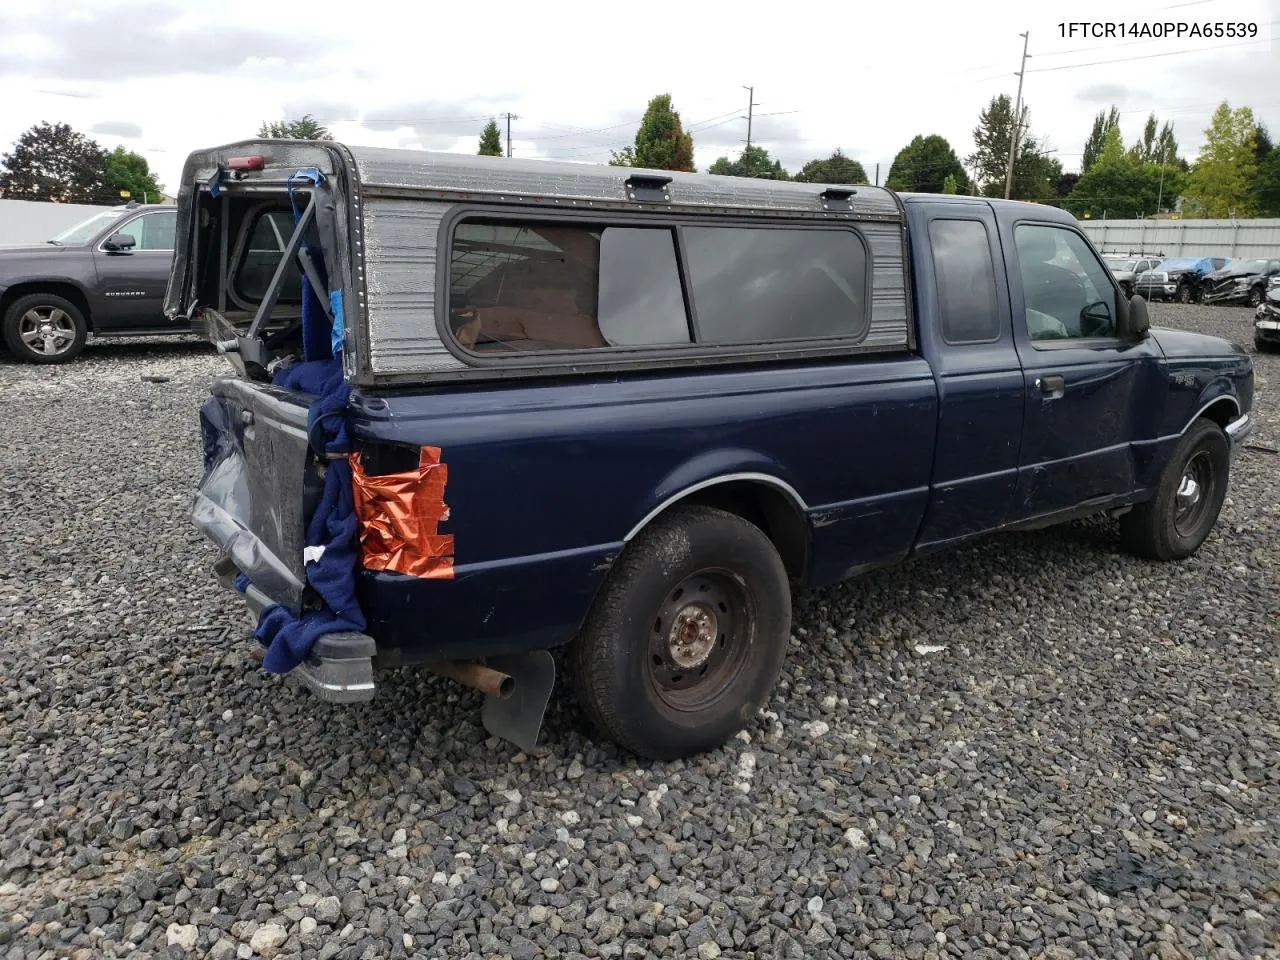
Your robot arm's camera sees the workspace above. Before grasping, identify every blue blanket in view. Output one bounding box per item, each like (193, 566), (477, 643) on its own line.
(233, 226), (365, 673)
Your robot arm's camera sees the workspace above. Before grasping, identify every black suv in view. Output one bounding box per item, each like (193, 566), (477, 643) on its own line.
(0, 203), (187, 363)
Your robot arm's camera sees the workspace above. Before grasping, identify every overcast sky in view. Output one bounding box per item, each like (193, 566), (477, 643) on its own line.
(0, 0), (1276, 197)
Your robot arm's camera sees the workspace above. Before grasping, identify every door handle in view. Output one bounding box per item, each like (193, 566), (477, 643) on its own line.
(1036, 375), (1065, 395)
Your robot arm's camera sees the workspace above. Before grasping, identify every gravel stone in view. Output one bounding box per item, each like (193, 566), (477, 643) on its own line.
(0, 307), (1276, 960)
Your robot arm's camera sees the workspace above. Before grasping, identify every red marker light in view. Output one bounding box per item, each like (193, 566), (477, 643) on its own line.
(226, 156), (266, 172)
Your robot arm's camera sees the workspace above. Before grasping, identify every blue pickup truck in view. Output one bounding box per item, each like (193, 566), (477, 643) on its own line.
(168, 142), (1255, 760)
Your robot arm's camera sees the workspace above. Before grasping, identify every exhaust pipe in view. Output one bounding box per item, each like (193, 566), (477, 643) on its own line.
(427, 660), (515, 700)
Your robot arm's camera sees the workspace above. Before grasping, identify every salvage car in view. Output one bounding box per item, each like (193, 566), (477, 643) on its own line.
(1254, 278), (1280, 351)
(1200, 257), (1280, 306)
(0, 202), (298, 363)
(0, 203), (180, 362)
(1133, 256), (1228, 303)
(1103, 254), (1162, 298)
(167, 141), (1255, 760)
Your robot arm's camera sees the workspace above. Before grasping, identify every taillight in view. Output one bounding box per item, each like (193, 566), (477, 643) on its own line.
(226, 155), (266, 172)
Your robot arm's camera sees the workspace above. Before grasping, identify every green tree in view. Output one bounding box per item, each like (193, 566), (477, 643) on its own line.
(0, 121), (108, 203)
(707, 145), (791, 180)
(478, 119), (504, 156)
(609, 94), (695, 171)
(1082, 106), (1121, 173)
(257, 114), (333, 140)
(1182, 102), (1258, 218)
(1255, 125), (1280, 216)
(884, 134), (969, 193)
(103, 146), (163, 202)
(942, 174), (958, 194)
(1066, 124), (1185, 219)
(1128, 112), (1181, 167)
(966, 94), (1057, 199)
(794, 148), (868, 184)
(1255, 149), (1280, 216)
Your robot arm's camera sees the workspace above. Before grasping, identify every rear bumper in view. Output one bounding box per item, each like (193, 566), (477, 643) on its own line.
(214, 556), (377, 703)
(1226, 413), (1253, 458)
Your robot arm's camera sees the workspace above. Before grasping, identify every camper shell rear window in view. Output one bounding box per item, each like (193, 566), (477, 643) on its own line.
(444, 215), (871, 357)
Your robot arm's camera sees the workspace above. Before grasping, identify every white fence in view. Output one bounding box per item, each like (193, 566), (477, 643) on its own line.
(0, 199), (116, 246)
(1079, 218), (1280, 260)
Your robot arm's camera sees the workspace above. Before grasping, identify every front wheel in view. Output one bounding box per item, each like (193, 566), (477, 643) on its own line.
(1176, 283), (1194, 304)
(2, 293), (88, 363)
(1249, 287), (1265, 307)
(1120, 419), (1229, 561)
(572, 505), (791, 760)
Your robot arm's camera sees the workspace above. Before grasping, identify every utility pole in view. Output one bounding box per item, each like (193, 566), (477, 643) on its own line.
(1155, 144), (1167, 216)
(504, 113), (520, 158)
(1003, 31), (1030, 200)
(742, 86), (759, 151)
(874, 162), (880, 186)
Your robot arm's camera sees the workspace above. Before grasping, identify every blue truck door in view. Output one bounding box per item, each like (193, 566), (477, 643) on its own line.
(911, 202), (1024, 550)
(1003, 219), (1163, 520)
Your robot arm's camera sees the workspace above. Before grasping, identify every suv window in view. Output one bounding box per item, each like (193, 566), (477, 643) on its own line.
(928, 219), (999, 344)
(114, 211), (176, 251)
(1015, 224), (1117, 342)
(682, 227), (868, 343)
(231, 209), (305, 304)
(448, 220), (690, 353)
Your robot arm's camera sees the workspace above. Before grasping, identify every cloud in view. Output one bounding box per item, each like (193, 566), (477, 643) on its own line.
(360, 98), (515, 151)
(1075, 84), (1133, 105)
(0, 2), (320, 80)
(91, 120), (142, 139)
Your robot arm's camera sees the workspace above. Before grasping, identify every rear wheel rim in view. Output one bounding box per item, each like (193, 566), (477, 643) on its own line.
(1173, 450), (1215, 538)
(18, 306), (76, 356)
(647, 570), (754, 712)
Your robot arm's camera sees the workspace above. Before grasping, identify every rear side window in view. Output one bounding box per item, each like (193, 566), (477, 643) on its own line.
(929, 219), (1000, 343)
(448, 220), (690, 353)
(682, 227), (868, 343)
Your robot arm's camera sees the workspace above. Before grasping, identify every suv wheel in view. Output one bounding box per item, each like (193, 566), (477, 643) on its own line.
(1120, 418), (1229, 561)
(571, 505), (791, 760)
(1249, 286), (1265, 307)
(2, 293), (88, 363)
(1176, 283), (1194, 304)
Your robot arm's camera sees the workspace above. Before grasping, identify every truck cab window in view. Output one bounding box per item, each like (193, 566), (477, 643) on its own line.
(929, 219), (999, 343)
(1016, 224), (1117, 342)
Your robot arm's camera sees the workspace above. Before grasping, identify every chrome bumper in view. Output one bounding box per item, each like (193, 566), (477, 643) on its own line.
(217, 558), (377, 704)
(1225, 413), (1253, 458)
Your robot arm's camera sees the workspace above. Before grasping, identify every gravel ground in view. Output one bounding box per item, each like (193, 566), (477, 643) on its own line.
(1, 306), (1277, 960)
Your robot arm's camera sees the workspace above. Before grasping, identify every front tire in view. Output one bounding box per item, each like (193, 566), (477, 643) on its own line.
(1176, 283), (1194, 304)
(2, 293), (88, 363)
(572, 505), (792, 760)
(1120, 418), (1229, 561)
(1249, 287), (1265, 307)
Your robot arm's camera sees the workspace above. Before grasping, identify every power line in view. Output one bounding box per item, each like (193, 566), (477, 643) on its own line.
(1025, 36), (1272, 73)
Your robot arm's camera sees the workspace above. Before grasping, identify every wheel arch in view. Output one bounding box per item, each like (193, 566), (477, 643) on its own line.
(623, 473), (811, 582)
(0, 281), (94, 331)
(1187, 394), (1240, 432)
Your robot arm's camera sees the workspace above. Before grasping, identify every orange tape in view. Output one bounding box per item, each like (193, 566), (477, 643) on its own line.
(350, 446), (455, 580)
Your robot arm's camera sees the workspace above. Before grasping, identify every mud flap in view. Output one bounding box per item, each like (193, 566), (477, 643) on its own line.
(481, 650), (556, 753)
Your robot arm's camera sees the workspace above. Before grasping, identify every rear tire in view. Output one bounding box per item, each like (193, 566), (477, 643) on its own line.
(1120, 418), (1229, 561)
(572, 505), (791, 760)
(2, 293), (88, 363)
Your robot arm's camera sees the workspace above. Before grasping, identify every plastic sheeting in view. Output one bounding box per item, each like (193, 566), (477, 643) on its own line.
(351, 446), (455, 580)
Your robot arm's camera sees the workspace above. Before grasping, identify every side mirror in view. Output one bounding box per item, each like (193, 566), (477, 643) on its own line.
(103, 232), (136, 252)
(1127, 294), (1151, 338)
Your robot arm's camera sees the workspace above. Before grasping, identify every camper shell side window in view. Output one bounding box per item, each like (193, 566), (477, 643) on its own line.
(442, 213), (872, 360)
